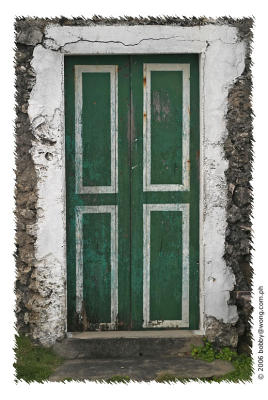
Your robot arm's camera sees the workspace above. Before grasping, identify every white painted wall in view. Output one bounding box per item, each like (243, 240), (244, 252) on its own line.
(28, 24), (246, 345)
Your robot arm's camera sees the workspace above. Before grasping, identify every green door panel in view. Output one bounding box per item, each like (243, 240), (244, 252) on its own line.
(65, 54), (199, 331)
(151, 71), (183, 185)
(81, 72), (111, 187)
(150, 210), (183, 321)
(82, 212), (111, 324)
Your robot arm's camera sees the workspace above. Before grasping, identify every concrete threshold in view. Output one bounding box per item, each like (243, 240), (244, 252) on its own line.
(68, 330), (203, 339)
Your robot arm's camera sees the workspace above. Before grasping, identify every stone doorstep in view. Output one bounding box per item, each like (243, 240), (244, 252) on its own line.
(49, 357), (235, 382)
(53, 331), (205, 360)
(50, 331), (235, 381)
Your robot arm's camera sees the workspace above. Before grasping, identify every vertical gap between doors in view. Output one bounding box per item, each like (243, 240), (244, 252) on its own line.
(129, 55), (133, 329)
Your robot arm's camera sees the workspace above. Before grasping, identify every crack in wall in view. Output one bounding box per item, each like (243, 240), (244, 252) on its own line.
(43, 35), (237, 52)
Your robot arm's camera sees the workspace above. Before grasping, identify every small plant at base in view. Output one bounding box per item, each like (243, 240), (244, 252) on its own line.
(215, 347), (237, 362)
(191, 338), (216, 362)
(213, 353), (253, 382)
(191, 337), (253, 382)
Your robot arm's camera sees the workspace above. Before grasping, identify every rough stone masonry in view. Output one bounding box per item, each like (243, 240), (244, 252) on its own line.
(14, 17), (253, 351)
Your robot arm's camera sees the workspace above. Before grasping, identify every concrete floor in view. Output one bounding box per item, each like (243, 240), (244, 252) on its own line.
(49, 357), (234, 382)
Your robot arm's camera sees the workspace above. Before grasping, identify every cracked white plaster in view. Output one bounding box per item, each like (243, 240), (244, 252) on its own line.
(29, 45), (66, 346)
(43, 24), (239, 54)
(28, 24), (246, 344)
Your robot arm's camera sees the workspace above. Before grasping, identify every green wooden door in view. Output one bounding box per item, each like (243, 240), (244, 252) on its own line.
(65, 54), (199, 331)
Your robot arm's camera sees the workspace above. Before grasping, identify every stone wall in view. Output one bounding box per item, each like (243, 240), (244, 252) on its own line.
(14, 17), (253, 350)
(224, 21), (253, 352)
(15, 22), (40, 337)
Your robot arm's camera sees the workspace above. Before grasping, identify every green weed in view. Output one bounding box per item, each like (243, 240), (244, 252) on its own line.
(14, 335), (63, 383)
(191, 338), (253, 382)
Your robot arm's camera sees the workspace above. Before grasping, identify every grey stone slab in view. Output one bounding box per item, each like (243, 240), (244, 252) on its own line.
(17, 27), (43, 46)
(53, 335), (204, 359)
(49, 357), (234, 382)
